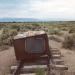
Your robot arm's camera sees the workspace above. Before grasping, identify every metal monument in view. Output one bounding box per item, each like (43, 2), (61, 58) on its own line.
(13, 31), (51, 75)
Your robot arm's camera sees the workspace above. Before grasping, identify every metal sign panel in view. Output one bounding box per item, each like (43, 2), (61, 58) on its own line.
(25, 37), (45, 53)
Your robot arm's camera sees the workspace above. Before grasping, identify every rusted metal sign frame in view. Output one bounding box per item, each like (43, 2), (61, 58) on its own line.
(13, 33), (51, 75)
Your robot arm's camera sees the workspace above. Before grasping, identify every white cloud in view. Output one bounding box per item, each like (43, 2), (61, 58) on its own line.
(0, 0), (75, 20)
(27, 0), (75, 19)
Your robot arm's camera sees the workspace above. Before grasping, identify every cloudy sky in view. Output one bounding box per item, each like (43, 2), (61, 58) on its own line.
(0, 0), (75, 20)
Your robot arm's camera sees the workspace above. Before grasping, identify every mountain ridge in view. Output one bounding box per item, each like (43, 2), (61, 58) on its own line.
(0, 18), (44, 22)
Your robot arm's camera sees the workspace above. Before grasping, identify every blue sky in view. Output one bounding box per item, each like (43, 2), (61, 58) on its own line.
(0, 0), (75, 20)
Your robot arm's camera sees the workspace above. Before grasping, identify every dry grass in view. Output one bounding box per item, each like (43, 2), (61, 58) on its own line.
(62, 34), (75, 49)
(0, 22), (75, 75)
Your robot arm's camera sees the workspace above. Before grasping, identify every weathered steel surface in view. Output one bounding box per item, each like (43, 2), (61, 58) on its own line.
(13, 31), (50, 61)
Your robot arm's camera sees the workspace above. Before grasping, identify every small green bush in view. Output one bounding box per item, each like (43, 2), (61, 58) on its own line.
(35, 68), (45, 75)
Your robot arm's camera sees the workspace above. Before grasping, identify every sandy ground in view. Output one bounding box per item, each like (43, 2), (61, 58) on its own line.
(0, 40), (75, 75)
(49, 40), (75, 73)
(0, 47), (16, 75)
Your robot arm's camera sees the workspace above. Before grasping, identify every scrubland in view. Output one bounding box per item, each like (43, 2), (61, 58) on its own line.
(0, 21), (75, 75)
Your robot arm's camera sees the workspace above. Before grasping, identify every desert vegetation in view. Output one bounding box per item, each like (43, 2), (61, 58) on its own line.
(0, 21), (75, 51)
(0, 21), (75, 75)
(62, 33), (75, 49)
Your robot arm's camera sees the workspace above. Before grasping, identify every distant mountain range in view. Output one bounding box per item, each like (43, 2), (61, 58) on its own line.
(0, 18), (74, 22)
(0, 18), (45, 22)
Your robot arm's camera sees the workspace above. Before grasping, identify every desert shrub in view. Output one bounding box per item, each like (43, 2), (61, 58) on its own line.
(31, 23), (41, 30)
(0, 40), (3, 46)
(0, 24), (5, 30)
(2, 28), (9, 34)
(24, 25), (32, 29)
(49, 35), (63, 42)
(9, 29), (18, 36)
(62, 34), (75, 49)
(0, 36), (13, 47)
(69, 28), (75, 33)
(8, 36), (15, 46)
(32, 23), (40, 26)
(1, 38), (11, 45)
(10, 25), (20, 31)
(48, 29), (63, 36)
(35, 68), (45, 75)
(0, 33), (9, 40)
(0, 45), (9, 51)
(60, 27), (69, 31)
(0, 29), (18, 47)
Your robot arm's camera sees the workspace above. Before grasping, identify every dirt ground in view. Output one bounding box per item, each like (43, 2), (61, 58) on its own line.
(0, 40), (75, 75)
(0, 47), (16, 75)
(49, 40), (75, 73)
